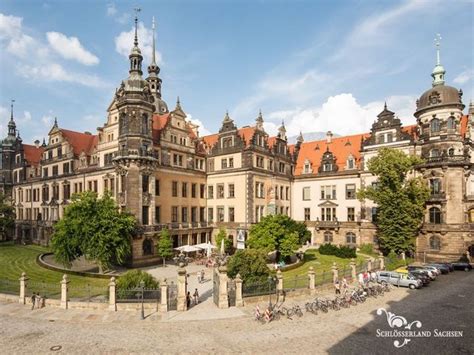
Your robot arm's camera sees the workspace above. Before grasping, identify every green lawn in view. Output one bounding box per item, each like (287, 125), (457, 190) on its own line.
(0, 242), (108, 299)
(281, 250), (367, 288)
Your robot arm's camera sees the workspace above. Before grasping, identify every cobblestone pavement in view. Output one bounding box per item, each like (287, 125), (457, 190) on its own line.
(0, 271), (471, 354)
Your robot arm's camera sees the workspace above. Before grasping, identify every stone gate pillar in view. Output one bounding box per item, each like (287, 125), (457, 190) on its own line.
(19, 272), (28, 304)
(235, 274), (243, 307)
(177, 266), (187, 311)
(276, 269), (283, 294)
(109, 277), (117, 311)
(218, 266), (229, 309)
(160, 279), (168, 312)
(350, 259), (356, 281)
(308, 266), (315, 292)
(367, 259), (373, 272)
(60, 274), (69, 309)
(378, 253), (385, 270)
(331, 262), (339, 283)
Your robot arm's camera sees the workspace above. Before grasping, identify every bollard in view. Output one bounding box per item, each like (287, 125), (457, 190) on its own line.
(218, 266), (229, 309)
(19, 272), (28, 305)
(109, 277), (117, 311)
(308, 266), (315, 293)
(60, 274), (69, 310)
(350, 259), (356, 281)
(331, 262), (339, 283)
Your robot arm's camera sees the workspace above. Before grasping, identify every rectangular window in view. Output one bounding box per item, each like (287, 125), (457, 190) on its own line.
(63, 184), (70, 200)
(228, 183), (235, 198)
(200, 184), (205, 199)
(345, 184), (356, 199)
(191, 207), (197, 222)
(199, 207), (205, 222)
(173, 154), (183, 166)
(279, 162), (285, 173)
(275, 185), (279, 199)
(321, 185), (336, 200)
(155, 179), (160, 196)
(208, 185), (214, 199)
(93, 180), (98, 193)
(269, 160), (274, 171)
(221, 158), (228, 169)
(229, 207), (235, 222)
(304, 208), (311, 221)
(191, 183), (197, 198)
(321, 207), (337, 221)
(256, 156), (264, 168)
(286, 187), (290, 200)
(155, 206), (161, 223)
(142, 175), (149, 193)
(63, 162), (69, 174)
(52, 165), (58, 176)
(172, 181), (178, 197)
(229, 157), (234, 168)
(171, 206), (178, 223)
(208, 208), (214, 223)
(182, 182), (188, 198)
(371, 207), (378, 223)
(217, 207), (224, 222)
(43, 167), (48, 178)
(142, 206), (149, 225)
(347, 207), (355, 222)
(217, 184), (224, 199)
(110, 178), (115, 195)
(302, 187), (311, 201)
(181, 207), (188, 223)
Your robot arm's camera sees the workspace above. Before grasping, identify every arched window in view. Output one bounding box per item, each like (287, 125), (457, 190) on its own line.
(447, 116), (455, 130)
(346, 232), (357, 245)
(143, 238), (153, 256)
(429, 235), (441, 250)
(429, 207), (441, 224)
(323, 231), (333, 243)
(430, 118), (440, 133)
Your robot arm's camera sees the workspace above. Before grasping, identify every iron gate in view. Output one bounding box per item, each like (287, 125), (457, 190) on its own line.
(167, 282), (178, 311)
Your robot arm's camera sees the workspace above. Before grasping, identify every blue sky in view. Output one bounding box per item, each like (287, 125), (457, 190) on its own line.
(0, 0), (473, 144)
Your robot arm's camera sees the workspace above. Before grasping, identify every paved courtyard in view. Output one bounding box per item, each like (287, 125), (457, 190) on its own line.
(1, 271), (472, 354)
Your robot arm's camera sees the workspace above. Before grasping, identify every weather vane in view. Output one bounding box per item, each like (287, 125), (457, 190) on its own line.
(133, 7), (141, 46)
(434, 33), (442, 65)
(10, 99), (15, 119)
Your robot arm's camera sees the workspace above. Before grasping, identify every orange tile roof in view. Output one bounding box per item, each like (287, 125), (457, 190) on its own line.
(295, 133), (369, 176)
(60, 129), (97, 156)
(460, 115), (468, 137)
(23, 144), (44, 166)
(152, 113), (170, 142)
(202, 126), (263, 149)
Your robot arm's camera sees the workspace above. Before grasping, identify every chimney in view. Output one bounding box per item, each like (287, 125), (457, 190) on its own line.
(34, 139), (40, 148)
(326, 131), (333, 144)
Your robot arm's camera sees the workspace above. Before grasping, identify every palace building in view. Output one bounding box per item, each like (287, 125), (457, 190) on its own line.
(1, 17), (473, 264)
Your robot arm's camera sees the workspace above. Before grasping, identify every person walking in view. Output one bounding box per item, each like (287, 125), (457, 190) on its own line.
(186, 291), (191, 309)
(200, 269), (205, 283)
(193, 288), (199, 305)
(31, 292), (37, 310)
(341, 277), (348, 290)
(334, 279), (341, 295)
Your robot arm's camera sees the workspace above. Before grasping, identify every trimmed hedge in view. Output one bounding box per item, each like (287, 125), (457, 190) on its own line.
(318, 244), (356, 259)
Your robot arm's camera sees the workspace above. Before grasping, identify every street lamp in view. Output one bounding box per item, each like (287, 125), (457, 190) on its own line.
(140, 280), (145, 320)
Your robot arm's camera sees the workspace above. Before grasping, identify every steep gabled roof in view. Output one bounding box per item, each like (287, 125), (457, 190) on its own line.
(59, 129), (97, 156)
(461, 115), (468, 137)
(152, 113), (171, 142)
(23, 144), (44, 166)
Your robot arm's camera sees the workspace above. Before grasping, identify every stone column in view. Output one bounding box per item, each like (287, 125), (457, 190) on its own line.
(308, 266), (315, 293)
(401, 251), (406, 261)
(378, 253), (385, 270)
(160, 279), (168, 312)
(276, 269), (283, 294)
(218, 266), (229, 309)
(177, 265), (187, 311)
(350, 259), (356, 281)
(60, 274), (69, 310)
(235, 274), (243, 307)
(108, 277), (117, 311)
(19, 272), (28, 305)
(331, 262), (338, 283)
(367, 258), (373, 272)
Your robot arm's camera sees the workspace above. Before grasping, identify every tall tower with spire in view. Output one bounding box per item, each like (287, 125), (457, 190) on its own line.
(114, 9), (157, 229)
(146, 16), (168, 114)
(431, 33), (446, 86)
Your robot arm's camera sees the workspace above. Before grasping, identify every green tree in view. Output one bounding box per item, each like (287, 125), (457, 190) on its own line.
(227, 249), (271, 284)
(247, 214), (307, 261)
(51, 191), (136, 272)
(215, 228), (233, 254)
(116, 270), (159, 298)
(156, 228), (173, 266)
(0, 193), (15, 240)
(358, 148), (430, 254)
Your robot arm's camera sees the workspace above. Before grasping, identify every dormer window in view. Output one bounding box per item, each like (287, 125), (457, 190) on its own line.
(323, 162), (333, 172)
(303, 160), (312, 174)
(347, 157), (355, 170)
(222, 137), (233, 148)
(430, 118), (440, 133)
(386, 133), (393, 143)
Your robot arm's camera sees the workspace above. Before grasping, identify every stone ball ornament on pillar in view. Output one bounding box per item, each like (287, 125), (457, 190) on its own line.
(173, 251), (190, 267)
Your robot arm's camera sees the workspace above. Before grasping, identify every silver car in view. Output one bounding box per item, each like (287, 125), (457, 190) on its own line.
(377, 271), (422, 289)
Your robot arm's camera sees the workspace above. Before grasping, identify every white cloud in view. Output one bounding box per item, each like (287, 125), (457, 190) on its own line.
(115, 23), (162, 66)
(46, 32), (99, 66)
(185, 113), (211, 136)
(106, 3), (117, 17)
(41, 114), (53, 126)
(453, 69), (473, 85)
(0, 13), (22, 39)
(263, 93), (417, 138)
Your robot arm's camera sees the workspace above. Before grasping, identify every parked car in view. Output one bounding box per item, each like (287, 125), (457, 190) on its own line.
(408, 271), (431, 286)
(407, 266), (437, 280)
(394, 266), (409, 274)
(451, 262), (472, 272)
(427, 263), (450, 274)
(377, 271), (422, 289)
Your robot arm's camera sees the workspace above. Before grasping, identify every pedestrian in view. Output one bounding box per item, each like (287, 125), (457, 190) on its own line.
(197, 272), (202, 284)
(363, 271), (369, 285)
(334, 279), (341, 295)
(371, 271), (377, 282)
(193, 288), (199, 305)
(341, 277), (348, 290)
(358, 272), (364, 286)
(36, 293), (43, 308)
(186, 291), (191, 309)
(200, 269), (205, 283)
(31, 292), (36, 310)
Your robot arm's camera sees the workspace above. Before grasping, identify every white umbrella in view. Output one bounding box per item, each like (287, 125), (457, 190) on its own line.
(220, 238), (225, 255)
(174, 245), (200, 253)
(194, 242), (217, 249)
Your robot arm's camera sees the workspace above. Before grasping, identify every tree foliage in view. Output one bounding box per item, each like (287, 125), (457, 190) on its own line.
(319, 243), (356, 258)
(358, 148), (429, 254)
(156, 228), (173, 266)
(247, 214), (308, 261)
(0, 193), (15, 240)
(227, 249), (272, 284)
(51, 191), (136, 271)
(116, 270), (159, 298)
(215, 228), (233, 254)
